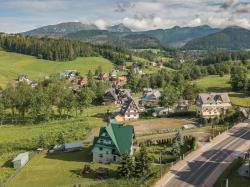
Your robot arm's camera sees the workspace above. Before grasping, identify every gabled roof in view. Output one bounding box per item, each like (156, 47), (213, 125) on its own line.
(142, 90), (161, 101)
(106, 121), (134, 155)
(197, 93), (231, 104)
(120, 97), (138, 115)
(93, 121), (135, 155)
(104, 88), (118, 100)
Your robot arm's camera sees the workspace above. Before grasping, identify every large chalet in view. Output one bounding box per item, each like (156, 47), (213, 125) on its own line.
(92, 121), (135, 163)
(196, 93), (232, 118)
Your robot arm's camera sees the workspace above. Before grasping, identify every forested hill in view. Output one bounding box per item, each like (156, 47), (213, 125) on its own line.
(66, 30), (162, 49)
(183, 27), (250, 50)
(0, 33), (128, 64)
(136, 25), (221, 47)
(22, 22), (99, 38)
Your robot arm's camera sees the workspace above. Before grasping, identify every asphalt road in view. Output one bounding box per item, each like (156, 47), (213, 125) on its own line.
(164, 124), (250, 187)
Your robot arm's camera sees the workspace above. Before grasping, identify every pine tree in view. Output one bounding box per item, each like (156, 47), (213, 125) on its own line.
(0, 97), (5, 125)
(176, 129), (184, 146)
(134, 144), (151, 177)
(56, 132), (65, 145)
(117, 153), (134, 179)
(37, 135), (46, 148)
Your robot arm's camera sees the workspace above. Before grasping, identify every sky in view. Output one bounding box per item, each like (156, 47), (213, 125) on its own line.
(0, 0), (250, 33)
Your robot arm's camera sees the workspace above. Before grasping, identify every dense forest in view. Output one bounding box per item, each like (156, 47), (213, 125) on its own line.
(0, 33), (128, 64)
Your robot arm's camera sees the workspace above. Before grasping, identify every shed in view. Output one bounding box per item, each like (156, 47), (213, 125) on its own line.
(64, 141), (84, 152)
(183, 124), (197, 129)
(12, 152), (29, 169)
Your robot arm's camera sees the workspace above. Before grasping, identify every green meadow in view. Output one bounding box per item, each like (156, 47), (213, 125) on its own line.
(0, 50), (114, 88)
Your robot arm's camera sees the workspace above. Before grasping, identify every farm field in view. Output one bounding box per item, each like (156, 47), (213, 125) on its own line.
(0, 50), (114, 88)
(131, 118), (193, 135)
(193, 75), (250, 106)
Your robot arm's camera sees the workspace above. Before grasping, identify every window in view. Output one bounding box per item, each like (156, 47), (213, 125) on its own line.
(106, 151), (109, 154)
(99, 154), (103, 158)
(99, 147), (103, 151)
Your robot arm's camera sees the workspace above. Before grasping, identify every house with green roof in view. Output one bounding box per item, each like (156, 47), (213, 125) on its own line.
(92, 121), (135, 163)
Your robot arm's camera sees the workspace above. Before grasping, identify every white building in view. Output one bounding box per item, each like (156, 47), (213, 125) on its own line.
(12, 152), (29, 169)
(196, 93), (232, 118)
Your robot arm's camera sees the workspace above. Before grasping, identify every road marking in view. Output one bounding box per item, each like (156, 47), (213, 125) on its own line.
(196, 128), (249, 171)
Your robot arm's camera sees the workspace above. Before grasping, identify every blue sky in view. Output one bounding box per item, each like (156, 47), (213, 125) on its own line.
(0, 0), (250, 33)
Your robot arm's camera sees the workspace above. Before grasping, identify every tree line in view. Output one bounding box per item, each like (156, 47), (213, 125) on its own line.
(0, 74), (110, 124)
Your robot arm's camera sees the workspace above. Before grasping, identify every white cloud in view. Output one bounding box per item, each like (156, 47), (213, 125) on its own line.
(188, 17), (202, 27)
(94, 19), (107, 30)
(122, 16), (176, 31)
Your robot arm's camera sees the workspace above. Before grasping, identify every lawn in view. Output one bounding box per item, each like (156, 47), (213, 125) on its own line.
(0, 50), (114, 88)
(6, 149), (119, 187)
(5, 148), (169, 187)
(193, 75), (250, 106)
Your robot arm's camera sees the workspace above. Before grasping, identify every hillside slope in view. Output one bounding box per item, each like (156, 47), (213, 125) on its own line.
(184, 27), (250, 50)
(0, 51), (113, 87)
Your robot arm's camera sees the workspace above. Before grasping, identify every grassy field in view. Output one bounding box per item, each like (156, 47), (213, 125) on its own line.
(0, 104), (118, 185)
(193, 75), (250, 106)
(0, 50), (114, 88)
(6, 149), (119, 187)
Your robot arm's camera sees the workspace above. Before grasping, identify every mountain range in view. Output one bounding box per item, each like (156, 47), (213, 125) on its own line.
(183, 27), (250, 50)
(22, 22), (250, 50)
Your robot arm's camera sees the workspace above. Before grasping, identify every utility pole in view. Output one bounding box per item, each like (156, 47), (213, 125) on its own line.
(225, 178), (228, 187)
(160, 151), (162, 178)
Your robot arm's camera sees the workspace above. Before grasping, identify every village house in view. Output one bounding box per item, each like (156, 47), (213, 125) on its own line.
(112, 76), (127, 86)
(92, 121), (135, 163)
(16, 75), (37, 88)
(132, 66), (143, 75)
(60, 70), (79, 80)
(70, 76), (88, 92)
(176, 99), (190, 113)
(117, 64), (126, 71)
(196, 93), (232, 118)
(139, 90), (161, 107)
(109, 69), (117, 80)
(98, 72), (109, 81)
(149, 61), (157, 67)
(115, 97), (139, 121)
(103, 88), (131, 105)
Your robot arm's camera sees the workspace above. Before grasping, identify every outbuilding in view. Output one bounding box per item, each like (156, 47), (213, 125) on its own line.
(12, 152), (29, 169)
(64, 141), (84, 152)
